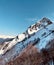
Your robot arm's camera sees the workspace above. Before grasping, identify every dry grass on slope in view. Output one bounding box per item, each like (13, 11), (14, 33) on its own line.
(6, 39), (54, 65)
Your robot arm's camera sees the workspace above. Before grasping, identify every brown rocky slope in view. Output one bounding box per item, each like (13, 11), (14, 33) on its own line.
(6, 39), (54, 65)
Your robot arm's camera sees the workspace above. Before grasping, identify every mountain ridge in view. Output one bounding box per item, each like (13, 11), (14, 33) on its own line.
(0, 17), (54, 65)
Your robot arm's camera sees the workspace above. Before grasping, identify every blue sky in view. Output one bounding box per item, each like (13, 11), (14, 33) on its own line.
(0, 0), (54, 36)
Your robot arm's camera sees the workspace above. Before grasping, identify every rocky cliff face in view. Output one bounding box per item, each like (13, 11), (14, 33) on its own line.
(0, 17), (54, 65)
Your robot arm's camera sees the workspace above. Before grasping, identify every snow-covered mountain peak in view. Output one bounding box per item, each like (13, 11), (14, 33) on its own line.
(0, 17), (54, 65)
(0, 17), (53, 55)
(40, 17), (52, 22)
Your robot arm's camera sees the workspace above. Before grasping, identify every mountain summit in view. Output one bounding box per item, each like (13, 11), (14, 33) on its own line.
(0, 17), (54, 65)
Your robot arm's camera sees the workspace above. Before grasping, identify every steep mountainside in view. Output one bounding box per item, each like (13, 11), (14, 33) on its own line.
(0, 17), (54, 65)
